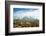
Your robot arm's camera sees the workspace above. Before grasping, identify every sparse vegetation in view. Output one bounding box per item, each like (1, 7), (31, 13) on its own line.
(13, 18), (39, 28)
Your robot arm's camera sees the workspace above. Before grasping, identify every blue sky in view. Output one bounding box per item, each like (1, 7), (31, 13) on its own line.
(13, 8), (38, 12)
(13, 8), (39, 19)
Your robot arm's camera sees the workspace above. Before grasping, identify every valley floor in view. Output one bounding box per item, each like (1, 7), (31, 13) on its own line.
(13, 19), (39, 28)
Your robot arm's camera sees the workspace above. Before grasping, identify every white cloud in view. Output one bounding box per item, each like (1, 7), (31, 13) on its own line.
(13, 10), (40, 19)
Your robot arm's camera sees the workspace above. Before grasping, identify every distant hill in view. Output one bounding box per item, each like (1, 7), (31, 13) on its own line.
(14, 16), (39, 22)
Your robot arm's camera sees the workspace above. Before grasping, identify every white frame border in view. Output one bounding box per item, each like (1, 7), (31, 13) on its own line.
(9, 5), (43, 33)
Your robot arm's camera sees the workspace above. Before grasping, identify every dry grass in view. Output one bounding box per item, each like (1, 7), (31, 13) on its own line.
(13, 19), (39, 28)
